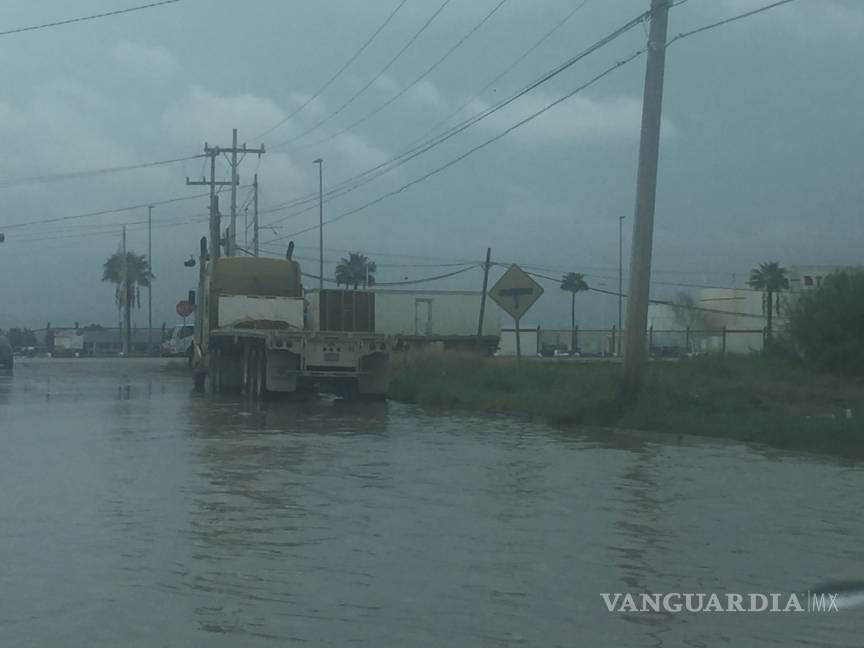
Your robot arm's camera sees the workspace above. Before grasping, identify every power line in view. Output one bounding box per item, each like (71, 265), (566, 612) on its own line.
(411, 0), (591, 145)
(262, 9), (650, 227)
(668, 0), (795, 43)
(253, 0), (410, 140)
(0, 192), (208, 230)
(269, 47), (646, 242)
(4, 181), (245, 232)
(307, 0), (510, 149)
(9, 213), (209, 245)
(264, 0), (797, 243)
(0, 0), (182, 38)
(296, 265), (480, 287)
(270, 0), (453, 149)
(522, 268), (767, 320)
(0, 154), (204, 190)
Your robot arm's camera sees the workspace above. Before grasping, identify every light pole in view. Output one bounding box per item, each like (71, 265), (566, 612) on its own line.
(148, 205), (154, 355)
(313, 158), (324, 291)
(618, 215), (625, 330)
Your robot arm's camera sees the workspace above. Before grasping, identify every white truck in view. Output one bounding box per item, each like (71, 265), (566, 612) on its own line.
(192, 251), (389, 399)
(161, 324), (194, 357)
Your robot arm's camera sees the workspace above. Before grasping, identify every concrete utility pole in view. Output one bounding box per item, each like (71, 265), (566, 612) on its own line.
(314, 158), (324, 290)
(623, 0), (671, 394)
(148, 205), (153, 355)
(186, 130), (264, 258)
(253, 173), (259, 257)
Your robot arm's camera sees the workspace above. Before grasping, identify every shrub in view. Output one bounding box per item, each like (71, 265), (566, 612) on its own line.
(787, 269), (864, 376)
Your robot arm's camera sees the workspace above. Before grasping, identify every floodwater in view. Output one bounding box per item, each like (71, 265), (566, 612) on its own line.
(0, 358), (862, 647)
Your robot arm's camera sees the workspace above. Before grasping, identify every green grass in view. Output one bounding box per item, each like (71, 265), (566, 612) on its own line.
(388, 351), (864, 455)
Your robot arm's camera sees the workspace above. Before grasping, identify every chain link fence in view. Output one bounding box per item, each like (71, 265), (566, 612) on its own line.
(537, 327), (766, 357)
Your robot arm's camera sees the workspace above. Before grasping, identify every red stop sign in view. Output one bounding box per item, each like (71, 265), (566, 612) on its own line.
(176, 300), (194, 318)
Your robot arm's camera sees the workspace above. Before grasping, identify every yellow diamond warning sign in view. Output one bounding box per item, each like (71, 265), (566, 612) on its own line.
(489, 264), (544, 321)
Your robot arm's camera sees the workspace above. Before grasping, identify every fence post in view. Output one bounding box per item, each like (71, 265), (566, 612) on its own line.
(722, 326), (727, 355)
(649, 325), (654, 356)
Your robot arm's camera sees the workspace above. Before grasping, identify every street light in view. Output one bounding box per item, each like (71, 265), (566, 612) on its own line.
(618, 215), (626, 331)
(148, 205), (154, 355)
(313, 158), (323, 291)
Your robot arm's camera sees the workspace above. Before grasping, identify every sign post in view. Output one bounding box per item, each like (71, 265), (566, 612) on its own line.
(514, 317), (521, 360)
(489, 264), (544, 360)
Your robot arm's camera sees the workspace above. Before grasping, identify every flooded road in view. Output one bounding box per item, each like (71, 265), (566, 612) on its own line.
(0, 358), (862, 647)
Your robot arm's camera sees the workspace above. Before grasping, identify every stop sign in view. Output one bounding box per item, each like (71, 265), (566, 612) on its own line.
(176, 300), (194, 318)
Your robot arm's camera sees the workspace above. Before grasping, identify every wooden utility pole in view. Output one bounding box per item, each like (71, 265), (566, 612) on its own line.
(623, 0), (671, 394)
(229, 128), (238, 256)
(476, 247), (491, 342)
(186, 130), (264, 258)
(515, 318), (521, 361)
(187, 147), (232, 260)
(253, 173), (259, 256)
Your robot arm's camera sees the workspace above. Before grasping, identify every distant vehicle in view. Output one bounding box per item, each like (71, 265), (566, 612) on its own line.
(162, 325), (194, 357)
(52, 330), (84, 357)
(0, 336), (13, 369)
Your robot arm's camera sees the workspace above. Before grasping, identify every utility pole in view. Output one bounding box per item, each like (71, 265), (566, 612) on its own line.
(477, 247), (492, 343)
(121, 225), (128, 355)
(148, 205), (153, 355)
(187, 147), (231, 260)
(253, 173), (259, 257)
(186, 130), (264, 258)
(623, 0), (671, 394)
(314, 158), (324, 290)
(229, 128), (238, 256)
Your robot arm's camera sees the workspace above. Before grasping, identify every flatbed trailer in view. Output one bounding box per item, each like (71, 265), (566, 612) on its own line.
(206, 327), (389, 398)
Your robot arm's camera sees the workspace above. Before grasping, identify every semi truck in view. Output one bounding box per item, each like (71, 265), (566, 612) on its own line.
(191, 244), (389, 399)
(306, 288), (502, 353)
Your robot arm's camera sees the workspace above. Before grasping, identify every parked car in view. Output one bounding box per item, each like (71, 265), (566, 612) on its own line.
(0, 335), (13, 369)
(161, 325), (194, 357)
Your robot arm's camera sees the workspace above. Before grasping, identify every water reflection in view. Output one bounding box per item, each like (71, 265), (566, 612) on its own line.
(0, 359), (862, 647)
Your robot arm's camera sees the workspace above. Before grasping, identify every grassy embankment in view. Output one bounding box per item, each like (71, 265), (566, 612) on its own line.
(388, 352), (864, 453)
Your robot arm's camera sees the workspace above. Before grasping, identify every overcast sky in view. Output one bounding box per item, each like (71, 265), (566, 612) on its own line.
(0, 0), (860, 330)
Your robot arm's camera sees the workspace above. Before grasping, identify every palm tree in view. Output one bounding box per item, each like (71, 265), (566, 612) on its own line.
(103, 251), (153, 353)
(560, 272), (589, 353)
(748, 261), (788, 343)
(335, 252), (376, 289)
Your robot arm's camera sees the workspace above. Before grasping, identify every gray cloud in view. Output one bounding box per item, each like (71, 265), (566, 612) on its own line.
(0, 0), (861, 331)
